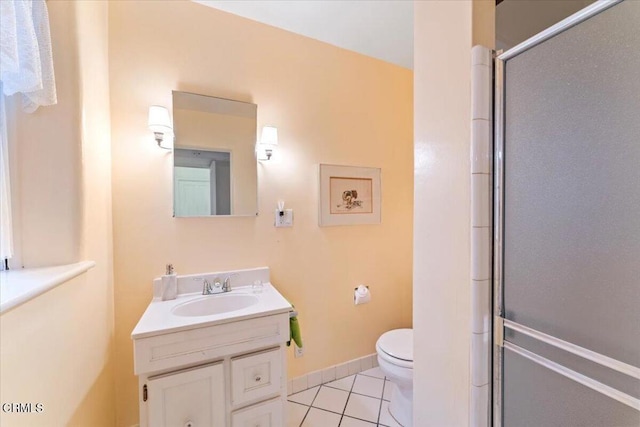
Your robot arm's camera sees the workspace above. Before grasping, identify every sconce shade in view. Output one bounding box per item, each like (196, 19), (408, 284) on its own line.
(256, 126), (278, 160)
(148, 105), (172, 133)
(148, 105), (173, 149)
(260, 126), (278, 146)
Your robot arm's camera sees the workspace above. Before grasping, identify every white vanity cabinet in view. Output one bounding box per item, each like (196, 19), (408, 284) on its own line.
(133, 311), (290, 427)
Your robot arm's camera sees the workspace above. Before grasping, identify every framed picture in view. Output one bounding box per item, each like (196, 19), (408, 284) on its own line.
(319, 164), (381, 226)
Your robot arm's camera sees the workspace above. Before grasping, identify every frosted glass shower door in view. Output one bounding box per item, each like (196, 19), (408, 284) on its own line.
(494, 1), (640, 426)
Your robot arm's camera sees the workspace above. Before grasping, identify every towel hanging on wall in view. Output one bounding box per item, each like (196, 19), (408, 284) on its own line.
(0, 0), (57, 261)
(1, 0), (57, 111)
(288, 308), (303, 349)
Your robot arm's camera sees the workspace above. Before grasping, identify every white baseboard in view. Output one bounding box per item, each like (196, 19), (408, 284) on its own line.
(287, 353), (378, 395)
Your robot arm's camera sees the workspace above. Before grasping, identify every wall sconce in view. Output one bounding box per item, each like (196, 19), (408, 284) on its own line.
(148, 105), (173, 149)
(256, 125), (278, 161)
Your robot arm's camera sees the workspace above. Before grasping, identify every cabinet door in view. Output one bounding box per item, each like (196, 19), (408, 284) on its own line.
(148, 362), (225, 427)
(231, 398), (283, 427)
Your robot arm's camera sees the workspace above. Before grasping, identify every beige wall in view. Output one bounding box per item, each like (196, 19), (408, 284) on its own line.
(0, 273), (114, 427)
(1, 1), (115, 427)
(473, 0), (496, 48)
(414, 0), (474, 425)
(109, 1), (413, 425)
(75, 0), (117, 423)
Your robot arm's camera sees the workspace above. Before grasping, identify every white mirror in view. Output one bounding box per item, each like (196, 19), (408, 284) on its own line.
(172, 91), (258, 217)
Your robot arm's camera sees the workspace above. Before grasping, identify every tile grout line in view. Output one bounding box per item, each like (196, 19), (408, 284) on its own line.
(323, 384), (385, 399)
(288, 400), (312, 427)
(312, 405), (389, 426)
(306, 405), (383, 424)
(348, 390), (386, 400)
(377, 377), (386, 425)
(290, 368), (387, 426)
(298, 386), (322, 427)
(298, 404), (311, 427)
(357, 370), (385, 380)
(309, 368), (385, 393)
(338, 373), (359, 426)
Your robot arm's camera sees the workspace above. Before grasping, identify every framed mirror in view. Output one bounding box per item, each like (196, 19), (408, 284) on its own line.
(172, 91), (258, 217)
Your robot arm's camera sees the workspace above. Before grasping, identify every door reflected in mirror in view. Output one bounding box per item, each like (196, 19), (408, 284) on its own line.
(172, 91), (258, 217)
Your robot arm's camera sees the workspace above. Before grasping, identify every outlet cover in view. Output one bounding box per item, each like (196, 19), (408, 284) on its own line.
(294, 344), (304, 358)
(275, 209), (293, 227)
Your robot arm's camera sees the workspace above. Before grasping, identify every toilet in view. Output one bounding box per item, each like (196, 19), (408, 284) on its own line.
(376, 328), (413, 427)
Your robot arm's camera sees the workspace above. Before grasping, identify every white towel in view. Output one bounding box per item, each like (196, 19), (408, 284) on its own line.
(0, 0), (57, 111)
(0, 1), (19, 75)
(0, 0), (57, 260)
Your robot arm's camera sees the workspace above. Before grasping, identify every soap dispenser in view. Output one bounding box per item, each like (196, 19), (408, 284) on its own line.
(161, 264), (177, 301)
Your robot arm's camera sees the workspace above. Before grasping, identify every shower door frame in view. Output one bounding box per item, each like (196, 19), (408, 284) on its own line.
(491, 1), (628, 426)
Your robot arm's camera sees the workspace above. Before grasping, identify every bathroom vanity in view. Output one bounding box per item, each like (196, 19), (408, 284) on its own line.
(132, 268), (291, 427)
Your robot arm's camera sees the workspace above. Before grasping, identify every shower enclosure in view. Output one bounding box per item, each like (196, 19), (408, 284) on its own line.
(493, 0), (640, 425)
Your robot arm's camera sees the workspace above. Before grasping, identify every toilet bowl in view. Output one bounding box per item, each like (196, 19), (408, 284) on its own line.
(376, 328), (413, 427)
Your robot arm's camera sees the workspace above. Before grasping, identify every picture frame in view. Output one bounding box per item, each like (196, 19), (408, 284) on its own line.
(319, 164), (381, 226)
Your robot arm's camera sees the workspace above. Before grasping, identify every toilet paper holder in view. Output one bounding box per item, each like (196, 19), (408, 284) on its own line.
(354, 285), (371, 305)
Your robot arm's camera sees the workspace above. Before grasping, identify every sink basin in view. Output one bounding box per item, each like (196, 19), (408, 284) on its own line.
(172, 294), (259, 317)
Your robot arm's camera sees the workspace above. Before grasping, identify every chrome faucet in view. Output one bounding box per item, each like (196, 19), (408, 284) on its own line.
(200, 275), (238, 295)
(202, 277), (224, 295)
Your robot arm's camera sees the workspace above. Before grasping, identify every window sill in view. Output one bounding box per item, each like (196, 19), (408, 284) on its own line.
(0, 261), (96, 314)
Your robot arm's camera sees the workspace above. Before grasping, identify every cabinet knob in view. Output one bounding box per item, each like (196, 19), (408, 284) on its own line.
(185, 421), (194, 427)
(254, 375), (262, 382)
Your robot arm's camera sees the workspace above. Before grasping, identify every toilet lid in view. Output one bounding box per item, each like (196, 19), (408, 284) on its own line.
(377, 329), (413, 361)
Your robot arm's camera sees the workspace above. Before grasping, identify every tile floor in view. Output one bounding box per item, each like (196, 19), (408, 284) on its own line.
(287, 367), (403, 427)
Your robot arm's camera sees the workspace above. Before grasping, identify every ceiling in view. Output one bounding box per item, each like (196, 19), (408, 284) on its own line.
(496, 0), (595, 50)
(194, 1), (597, 70)
(174, 148), (230, 169)
(193, 0), (414, 69)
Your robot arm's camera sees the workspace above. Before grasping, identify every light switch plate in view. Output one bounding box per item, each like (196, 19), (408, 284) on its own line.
(275, 209), (293, 227)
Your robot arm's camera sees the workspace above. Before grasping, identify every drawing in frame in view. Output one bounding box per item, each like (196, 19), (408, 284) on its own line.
(319, 164), (381, 226)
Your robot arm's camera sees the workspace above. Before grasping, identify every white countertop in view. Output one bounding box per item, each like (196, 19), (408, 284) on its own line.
(131, 283), (292, 340)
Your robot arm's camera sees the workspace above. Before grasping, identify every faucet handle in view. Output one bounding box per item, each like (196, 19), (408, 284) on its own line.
(196, 277), (211, 295)
(197, 276), (222, 295)
(223, 273), (239, 291)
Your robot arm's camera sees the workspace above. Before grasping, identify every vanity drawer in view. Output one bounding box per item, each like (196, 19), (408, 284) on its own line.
(231, 348), (282, 406)
(231, 397), (283, 427)
(133, 314), (288, 375)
